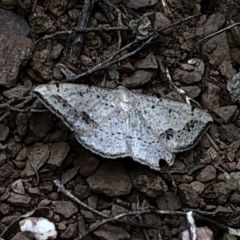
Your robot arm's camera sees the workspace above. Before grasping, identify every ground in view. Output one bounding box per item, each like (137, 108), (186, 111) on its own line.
(0, 0), (240, 239)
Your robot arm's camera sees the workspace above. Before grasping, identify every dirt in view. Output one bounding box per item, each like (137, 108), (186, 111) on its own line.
(0, 0), (240, 239)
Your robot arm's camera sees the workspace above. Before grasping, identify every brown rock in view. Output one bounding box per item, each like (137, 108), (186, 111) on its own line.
(7, 192), (31, 206)
(80, 209), (96, 222)
(190, 181), (204, 195)
(196, 165), (217, 182)
(201, 82), (220, 110)
(0, 9), (30, 36)
(202, 32), (235, 77)
(3, 81), (31, 98)
(154, 12), (172, 34)
(52, 201), (78, 218)
(61, 167), (79, 184)
(27, 187), (40, 197)
(203, 12), (225, 36)
(87, 160), (132, 197)
(16, 113), (28, 137)
(213, 106), (237, 123)
(0, 125), (9, 141)
(11, 232), (31, 240)
(24, 142), (50, 177)
(0, 33), (33, 87)
(156, 192), (182, 211)
(222, 233), (237, 240)
(122, 70), (156, 88)
(181, 86), (201, 99)
(219, 124), (240, 142)
(94, 224), (130, 240)
(47, 142), (70, 167)
(11, 179), (25, 195)
(178, 184), (202, 208)
(77, 155), (100, 177)
(213, 182), (232, 205)
(120, 62), (135, 74)
(130, 172), (167, 198)
(29, 113), (53, 138)
(134, 52), (158, 69)
(49, 0), (68, 16)
(0, 203), (10, 215)
(173, 59), (204, 84)
(31, 49), (53, 80)
(123, 0), (150, 9)
(0, 162), (15, 183)
(60, 223), (77, 239)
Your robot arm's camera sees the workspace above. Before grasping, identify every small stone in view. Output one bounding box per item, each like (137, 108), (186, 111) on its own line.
(87, 160), (132, 197)
(122, 70), (156, 88)
(130, 171), (167, 198)
(3, 81), (31, 98)
(0, 125), (9, 141)
(27, 187), (40, 197)
(24, 142), (50, 177)
(134, 52), (158, 69)
(178, 184), (202, 208)
(203, 12), (225, 36)
(58, 222), (67, 231)
(222, 233), (237, 240)
(154, 12), (172, 34)
(61, 167), (79, 184)
(52, 201), (78, 218)
(0, 203), (10, 215)
(219, 124), (240, 142)
(213, 106), (237, 123)
(120, 62), (135, 74)
(49, 0), (68, 16)
(94, 224), (130, 240)
(181, 86), (201, 99)
(190, 181), (204, 195)
(16, 147), (27, 161)
(47, 142), (70, 167)
(156, 192), (182, 211)
(0, 33), (33, 87)
(60, 223), (77, 239)
(16, 113), (28, 136)
(7, 192), (31, 206)
(29, 113), (53, 138)
(173, 59), (204, 84)
(77, 155), (100, 177)
(201, 82), (220, 110)
(123, 0), (150, 9)
(11, 232), (31, 240)
(11, 179), (25, 195)
(0, 153), (7, 167)
(80, 209), (96, 222)
(0, 9), (30, 36)
(31, 49), (53, 80)
(196, 165), (217, 182)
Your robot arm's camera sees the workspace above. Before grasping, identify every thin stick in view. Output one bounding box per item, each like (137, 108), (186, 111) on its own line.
(69, 0), (95, 60)
(63, 35), (155, 82)
(54, 180), (107, 218)
(195, 21), (240, 45)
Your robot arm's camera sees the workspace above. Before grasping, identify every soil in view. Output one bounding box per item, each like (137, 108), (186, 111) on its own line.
(0, 0), (240, 240)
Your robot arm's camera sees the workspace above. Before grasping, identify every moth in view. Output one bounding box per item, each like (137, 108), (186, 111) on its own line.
(34, 84), (213, 170)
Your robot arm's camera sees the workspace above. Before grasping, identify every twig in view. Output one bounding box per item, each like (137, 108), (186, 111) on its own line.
(75, 208), (187, 239)
(63, 35), (155, 82)
(54, 179), (107, 218)
(195, 21), (240, 45)
(69, 0), (95, 60)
